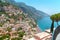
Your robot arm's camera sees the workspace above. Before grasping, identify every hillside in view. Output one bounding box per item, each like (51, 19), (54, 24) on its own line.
(4, 0), (49, 20)
(17, 2), (49, 19)
(0, 0), (41, 40)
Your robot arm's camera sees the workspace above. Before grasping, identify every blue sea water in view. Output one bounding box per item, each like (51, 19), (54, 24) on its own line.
(37, 17), (59, 31)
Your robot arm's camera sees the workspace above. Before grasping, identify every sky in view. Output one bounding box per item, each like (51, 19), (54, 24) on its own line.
(15, 0), (60, 15)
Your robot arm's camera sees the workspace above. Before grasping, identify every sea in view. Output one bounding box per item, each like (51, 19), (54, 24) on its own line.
(37, 17), (60, 31)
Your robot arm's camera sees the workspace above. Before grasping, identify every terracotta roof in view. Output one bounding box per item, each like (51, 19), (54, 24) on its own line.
(28, 32), (52, 40)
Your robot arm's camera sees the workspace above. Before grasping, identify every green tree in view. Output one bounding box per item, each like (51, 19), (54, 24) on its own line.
(50, 13), (60, 33)
(54, 14), (59, 25)
(18, 31), (25, 40)
(50, 15), (55, 33)
(0, 34), (10, 40)
(7, 27), (12, 32)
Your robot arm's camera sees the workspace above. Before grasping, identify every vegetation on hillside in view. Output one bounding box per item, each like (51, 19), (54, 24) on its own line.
(0, 0), (38, 40)
(0, 0), (10, 6)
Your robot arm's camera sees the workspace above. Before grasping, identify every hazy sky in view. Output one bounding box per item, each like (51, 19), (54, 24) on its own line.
(15, 0), (60, 15)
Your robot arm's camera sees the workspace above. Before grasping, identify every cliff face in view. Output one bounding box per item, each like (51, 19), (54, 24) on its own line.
(0, 1), (41, 40)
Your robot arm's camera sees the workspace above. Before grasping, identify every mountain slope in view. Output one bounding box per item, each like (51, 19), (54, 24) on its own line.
(0, 1), (41, 40)
(4, 0), (49, 20)
(16, 2), (49, 19)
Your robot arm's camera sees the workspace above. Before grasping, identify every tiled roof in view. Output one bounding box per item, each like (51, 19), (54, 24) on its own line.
(28, 29), (52, 40)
